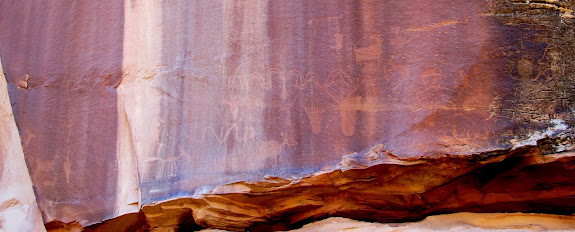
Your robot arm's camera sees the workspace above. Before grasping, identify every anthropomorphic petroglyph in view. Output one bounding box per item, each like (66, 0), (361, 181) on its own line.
(228, 68), (268, 90)
(339, 96), (362, 136)
(201, 124), (256, 146)
(305, 105), (325, 134)
(268, 68), (289, 100)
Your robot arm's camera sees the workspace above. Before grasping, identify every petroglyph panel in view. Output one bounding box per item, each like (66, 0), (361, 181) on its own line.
(1, 0), (574, 226)
(116, 0), (529, 203)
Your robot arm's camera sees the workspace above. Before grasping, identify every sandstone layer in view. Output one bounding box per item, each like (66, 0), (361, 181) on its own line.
(0, 0), (574, 230)
(288, 213), (575, 232)
(57, 135), (575, 231)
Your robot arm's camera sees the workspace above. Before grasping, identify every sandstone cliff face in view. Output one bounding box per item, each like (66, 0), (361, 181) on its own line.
(0, 0), (124, 226)
(0, 58), (45, 231)
(0, 0), (574, 231)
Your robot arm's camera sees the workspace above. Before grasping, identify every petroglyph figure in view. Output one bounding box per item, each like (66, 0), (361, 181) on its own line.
(328, 15), (344, 52)
(323, 69), (360, 103)
(339, 96), (362, 136)
(146, 154), (183, 178)
(499, 40), (551, 82)
(308, 15), (344, 52)
(517, 58), (535, 79)
(354, 35), (383, 64)
(258, 131), (295, 164)
(415, 68), (449, 109)
(228, 68), (268, 90)
(268, 68), (288, 100)
(305, 105), (325, 134)
(308, 19), (318, 38)
(334, 33), (343, 51)
(512, 56), (548, 81)
(223, 97), (240, 120)
(201, 124), (256, 145)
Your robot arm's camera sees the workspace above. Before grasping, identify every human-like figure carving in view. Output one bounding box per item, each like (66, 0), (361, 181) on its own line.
(338, 96), (362, 136)
(305, 105), (325, 134)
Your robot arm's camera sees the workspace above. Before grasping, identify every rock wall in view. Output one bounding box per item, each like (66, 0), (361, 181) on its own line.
(0, 58), (45, 231)
(0, 0), (574, 230)
(0, 0), (124, 226)
(118, 0), (575, 207)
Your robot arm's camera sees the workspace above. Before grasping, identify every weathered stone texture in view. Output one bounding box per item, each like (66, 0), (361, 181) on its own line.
(290, 213), (575, 232)
(0, 58), (45, 231)
(134, 141), (575, 231)
(0, 0), (574, 230)
(0, 0), (124, 226)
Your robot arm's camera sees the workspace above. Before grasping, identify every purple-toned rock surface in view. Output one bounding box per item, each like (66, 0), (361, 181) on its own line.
(0, 1), (124, 225)
(0, 58), (45, 231)
(0, 0), (574, 230)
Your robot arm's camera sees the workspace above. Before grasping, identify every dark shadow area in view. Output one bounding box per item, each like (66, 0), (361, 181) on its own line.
(84, 212), (149, 232)
(177, 210), (204, 232)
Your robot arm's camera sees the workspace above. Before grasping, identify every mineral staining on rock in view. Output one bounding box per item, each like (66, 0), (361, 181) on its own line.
(0, 0), (574, 231)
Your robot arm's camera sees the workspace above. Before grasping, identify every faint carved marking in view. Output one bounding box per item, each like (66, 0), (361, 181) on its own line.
(406, 19), (459, 32)
(30, 159), (56, 189)
(496, 40), (552, 82)
(146, 154), (183, 178)
(323, 69), (360, 102)
(257, 131), (295, 164)
(297, 71), (321, 90)
(223, 97), (240, 120)
(354, 35), (383, 64)
(228, 69), (268, 90)
(177, 144), (192, 158)
(415, 68), (450, 108)
(361, 96), (385, 112)
(268, 68), (288, 100)
(489, 37), (571, 123)
(328, 15), (344, 52)
(201, 124), (256, 146)
(308, 15), (344, 52)
(334, 33), (343, 51)
(63, 158), (71, 184)
(305, 105), (325, 134)
(510, 45), (550, 81)
(517, 58), (535, 79)
(21, 130), (36, 149)
(339, 96), (362, 136)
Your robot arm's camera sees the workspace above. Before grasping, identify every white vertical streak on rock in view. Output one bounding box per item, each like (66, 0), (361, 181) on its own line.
(116, 0), (165, 215)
